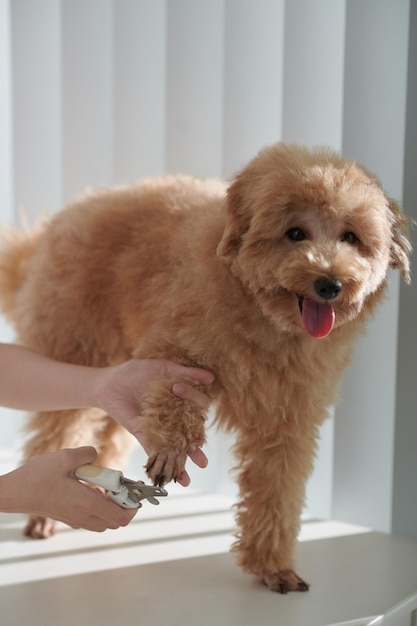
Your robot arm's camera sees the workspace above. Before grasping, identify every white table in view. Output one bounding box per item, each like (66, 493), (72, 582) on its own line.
(1, 508), (417, 626)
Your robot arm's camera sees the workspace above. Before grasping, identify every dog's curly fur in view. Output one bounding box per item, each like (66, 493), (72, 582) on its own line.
(0, 143), (411, 592)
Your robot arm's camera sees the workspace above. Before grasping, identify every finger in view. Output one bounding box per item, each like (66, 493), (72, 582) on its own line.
(188, 446), (208, 468)
(67, 446), (98, 474)
(77, 482), (137, 527)
(116, 507), (138, 526)
(172, 383), (212, 410)
(176, 470), (191, 487)
(96, 497), (137, 526)
(186, 367), (215, 384)
(94, 505), (136, 529)
(73, 519), (108, 532)
(169, 364), (215, 385)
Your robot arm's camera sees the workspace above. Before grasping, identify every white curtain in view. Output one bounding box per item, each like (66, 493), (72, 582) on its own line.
(1, 0), (415, 536)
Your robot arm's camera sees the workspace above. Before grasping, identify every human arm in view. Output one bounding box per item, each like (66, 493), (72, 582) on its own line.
(0, 343), (213, 415)
(0, 343), (214, 484)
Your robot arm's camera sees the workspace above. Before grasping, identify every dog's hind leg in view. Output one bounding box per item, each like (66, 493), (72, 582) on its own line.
(93, 414), (135, 470)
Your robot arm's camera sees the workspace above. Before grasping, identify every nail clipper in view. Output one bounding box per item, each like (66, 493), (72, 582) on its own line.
(75, 464), (168, 509)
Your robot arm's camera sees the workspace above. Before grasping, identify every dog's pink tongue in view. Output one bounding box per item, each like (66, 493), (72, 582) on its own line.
(301, 298), (335, 338)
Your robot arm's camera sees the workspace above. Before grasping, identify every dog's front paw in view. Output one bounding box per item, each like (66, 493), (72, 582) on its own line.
(262, 569), (309, 594)
(145, 448), (187, 486)
(24, 515), (57, 539)
(140, 377), (207, 486)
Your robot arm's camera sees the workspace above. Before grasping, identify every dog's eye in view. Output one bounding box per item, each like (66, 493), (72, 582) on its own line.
(287, 228), (307, 242)
(341, 231), (359, 245)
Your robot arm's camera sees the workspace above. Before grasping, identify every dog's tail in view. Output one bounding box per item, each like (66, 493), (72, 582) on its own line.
(0, 219), (44, 320)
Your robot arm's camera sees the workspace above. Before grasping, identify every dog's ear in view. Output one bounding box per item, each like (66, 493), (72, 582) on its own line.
(217, 176), (252, 261)
(387, 199), (412, 284)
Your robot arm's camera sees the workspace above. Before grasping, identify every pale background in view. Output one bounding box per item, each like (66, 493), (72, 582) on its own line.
(0, 0), (416, 537)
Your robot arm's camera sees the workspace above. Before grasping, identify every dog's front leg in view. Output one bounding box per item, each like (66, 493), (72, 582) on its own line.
(232, 427), (318, 593)
(139, 376), (210, 486)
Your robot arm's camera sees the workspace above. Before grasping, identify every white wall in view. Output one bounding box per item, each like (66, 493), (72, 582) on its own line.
(392, 0), (417, 539)
(0, 0), (12, 222)
(0, 0), (25, 452)
(333, 0), (411, 533)
(11, 0), (62, 219)
(114, 1), (166, 181)
(1, 0), (415, 534)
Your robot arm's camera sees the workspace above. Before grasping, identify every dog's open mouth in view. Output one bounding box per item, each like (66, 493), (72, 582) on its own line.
(298, 296), (335, 339)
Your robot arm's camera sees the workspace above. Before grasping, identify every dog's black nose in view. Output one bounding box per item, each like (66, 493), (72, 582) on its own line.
(314, 277), (342, 300)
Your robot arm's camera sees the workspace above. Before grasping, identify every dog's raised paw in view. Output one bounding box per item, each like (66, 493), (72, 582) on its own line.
(262, 569), (309, 593)
(24, 515), (57, 539)
(145, 449), (187, 486)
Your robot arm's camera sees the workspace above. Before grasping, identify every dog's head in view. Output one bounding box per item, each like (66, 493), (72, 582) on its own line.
(217, 143), (411, 338)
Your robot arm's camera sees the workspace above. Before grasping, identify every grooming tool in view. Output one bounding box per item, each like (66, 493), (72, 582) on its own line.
(75, 464), (168, 509)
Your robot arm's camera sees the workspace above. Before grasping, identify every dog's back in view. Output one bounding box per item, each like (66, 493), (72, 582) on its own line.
(0, 225), (42, 320)
(0, 175), (226, 364)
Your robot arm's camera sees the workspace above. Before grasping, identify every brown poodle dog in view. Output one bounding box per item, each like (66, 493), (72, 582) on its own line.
(0, 143), (411, 593)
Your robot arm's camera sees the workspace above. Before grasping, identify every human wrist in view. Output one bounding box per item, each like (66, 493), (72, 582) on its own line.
(87, 365), (111, 411)
(0, 469), (23, 514)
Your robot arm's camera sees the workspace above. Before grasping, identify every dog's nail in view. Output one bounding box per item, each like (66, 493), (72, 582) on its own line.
(154, 475), (165, 487)
(298, 581), (309, 591)
(279, 584), (288, 594)
(145, 460), (155, 473)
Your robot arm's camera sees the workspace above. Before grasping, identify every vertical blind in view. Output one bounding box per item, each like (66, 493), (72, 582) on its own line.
(0, 0), (415, 536)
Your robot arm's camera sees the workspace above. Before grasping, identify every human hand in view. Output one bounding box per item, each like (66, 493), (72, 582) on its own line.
(92, 359), (215, 486)
(0, 447), (136, 531)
